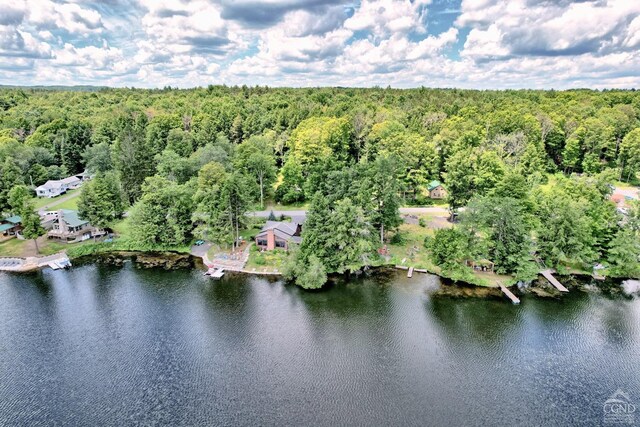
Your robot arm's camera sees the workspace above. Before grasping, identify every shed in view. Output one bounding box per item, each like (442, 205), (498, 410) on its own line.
(427, 180), (447, 199)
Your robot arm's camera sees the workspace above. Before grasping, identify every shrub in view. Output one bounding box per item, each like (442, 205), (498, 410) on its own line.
(390, 231), (407, 245)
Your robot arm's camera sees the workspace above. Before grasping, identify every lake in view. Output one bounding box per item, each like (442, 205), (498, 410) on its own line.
(1, 263), (639, 426)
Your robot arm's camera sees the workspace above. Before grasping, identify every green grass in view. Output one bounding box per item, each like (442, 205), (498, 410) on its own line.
(66, 239), (191, 259)
(387, 223), (433, 265)
(54, 197), (79, 210)
(245, 247), (288, 271)
(240, 226), (262, 240)
(0, 236), (93, 257)
(111, 217), (131, 236)
(0, 238), (29, 257)
(30, 188), (81, 210)
(382, 223), (516, 288)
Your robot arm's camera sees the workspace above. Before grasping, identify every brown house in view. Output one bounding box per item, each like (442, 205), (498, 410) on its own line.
(255, 218), (303, 251)
(47, 210), (105, 243)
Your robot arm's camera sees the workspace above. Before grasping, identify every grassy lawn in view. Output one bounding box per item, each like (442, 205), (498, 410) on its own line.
(30, 188), (81, 210)
(111, 217), (131, 236)
(383, 222), (515, 287)
(240, 226), (262, 241)
(386, 223), (434, 268)
(54, 197), (79, 210)
(0, 238), (30, 257)
(0, 236), (92, 257)
(245, 247), (288, 271)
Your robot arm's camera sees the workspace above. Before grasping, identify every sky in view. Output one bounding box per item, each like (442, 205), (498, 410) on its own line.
(0, 0), (639, 89)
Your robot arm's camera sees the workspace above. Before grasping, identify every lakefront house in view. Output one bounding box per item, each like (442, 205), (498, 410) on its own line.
(46, 209), (105, 243)
(255, 217), (304, 251)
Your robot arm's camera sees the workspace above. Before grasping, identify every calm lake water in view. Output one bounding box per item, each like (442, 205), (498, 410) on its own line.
(1, 263), (639, 426)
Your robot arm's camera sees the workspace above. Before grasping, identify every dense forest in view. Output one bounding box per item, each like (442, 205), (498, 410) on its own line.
(1, 86), (639, 286)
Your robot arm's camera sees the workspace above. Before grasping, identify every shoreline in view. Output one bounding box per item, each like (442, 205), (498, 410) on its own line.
(1, 249), (634, 300)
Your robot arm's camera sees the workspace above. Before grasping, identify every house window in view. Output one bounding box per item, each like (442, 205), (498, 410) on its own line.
(257, 238), (267, 246)
(275, 240), (286, 248)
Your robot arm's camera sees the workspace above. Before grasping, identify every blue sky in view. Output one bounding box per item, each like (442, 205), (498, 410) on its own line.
(0, 0), (639, 88)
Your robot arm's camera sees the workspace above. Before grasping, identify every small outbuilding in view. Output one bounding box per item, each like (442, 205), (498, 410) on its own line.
(427, 180), (447, 199)
(0, 215), (22, 238)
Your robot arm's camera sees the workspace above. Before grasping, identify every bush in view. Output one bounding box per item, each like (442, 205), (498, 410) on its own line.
(390, 231), (407, 245)
(254, 254), (266, 265)
(418, 218), (427, 227)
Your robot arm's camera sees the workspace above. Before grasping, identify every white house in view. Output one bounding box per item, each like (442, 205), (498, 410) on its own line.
(35, 180), (67, 198)
(61, 175), (82, 189)
(35, 175), (83, 198)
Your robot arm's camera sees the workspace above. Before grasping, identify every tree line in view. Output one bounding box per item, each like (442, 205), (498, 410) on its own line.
(0, 86), (638, 284)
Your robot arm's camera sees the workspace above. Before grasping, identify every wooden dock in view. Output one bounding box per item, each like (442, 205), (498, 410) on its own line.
(407, 267), (414, 278)
(499, 284), (520, 304)
(205, 267), (225, 278)
(540, 269), (569, 292)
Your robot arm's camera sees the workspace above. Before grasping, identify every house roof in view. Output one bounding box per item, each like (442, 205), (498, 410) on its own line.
(61, 176), (81, 185)
(427, 180), (444, 191)
(256, 220), (301, 242)
(36, 180), (65, 191)
(0, 224), (14, 232)
(3, 215), (21, 224)
(60, 210), (89, 228)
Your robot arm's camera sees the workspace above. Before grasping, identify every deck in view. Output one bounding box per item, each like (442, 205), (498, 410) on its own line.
(540, 269), (569, 292)
(499, 283), (520, 304)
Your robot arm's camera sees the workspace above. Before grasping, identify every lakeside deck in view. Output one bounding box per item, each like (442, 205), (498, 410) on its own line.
(541, 269), (569, 292)
(499, 283), (521, 304)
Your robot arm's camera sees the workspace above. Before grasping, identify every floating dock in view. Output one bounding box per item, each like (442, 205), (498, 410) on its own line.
(540, 269), (569, 292)
(205, 267), (225, 278)
(407, 267), (414, 278)
(499, 284), (520, 304)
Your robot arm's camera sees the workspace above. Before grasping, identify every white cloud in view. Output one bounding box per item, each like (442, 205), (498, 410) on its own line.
(0, 0), (639, 89)
(458, 0), (640, 59)
(0, 26), (52, 58)
(26, 0), (104, 34)
(344, 0), (431, 37)
(54, 42), (124, 69)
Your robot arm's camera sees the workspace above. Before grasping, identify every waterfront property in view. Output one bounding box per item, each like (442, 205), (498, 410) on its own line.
(45, 209), (105, 243)
(427, 180), (447, 199)
(255, 218), (304, 250)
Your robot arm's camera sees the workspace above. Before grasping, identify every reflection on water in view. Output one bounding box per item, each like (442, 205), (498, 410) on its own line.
(0, 264), (639, 426)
